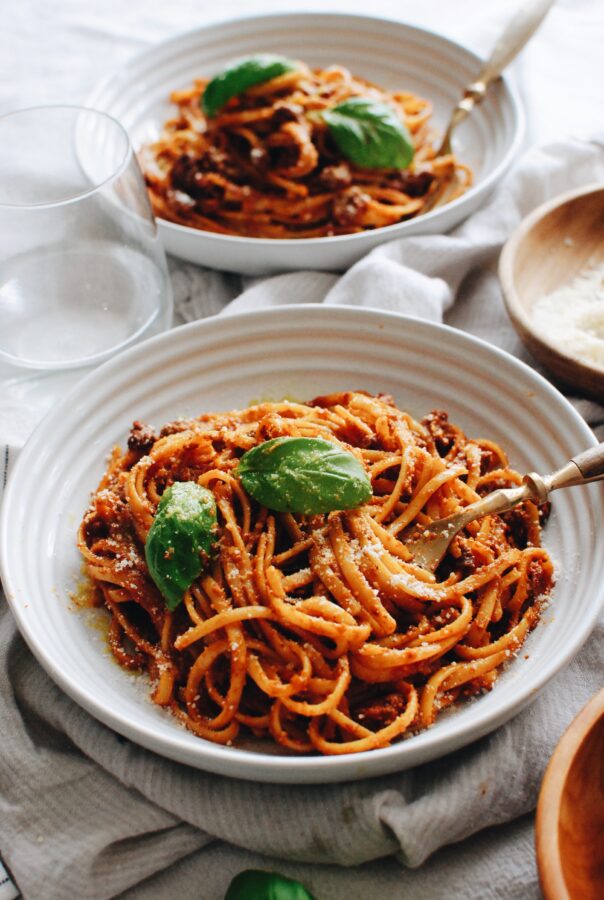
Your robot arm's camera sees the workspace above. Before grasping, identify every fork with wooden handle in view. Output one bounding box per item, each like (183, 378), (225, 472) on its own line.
(403, 443), (604, 573)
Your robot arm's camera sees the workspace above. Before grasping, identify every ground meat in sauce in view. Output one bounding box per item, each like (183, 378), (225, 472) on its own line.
(336, 419), (374, 448)
(479, 447), (501, 475)
(503, 503), (543, 549)
(170, 155), (203, 196)
(388, 170), (435, 197)
(538, 500), (552, 526)
(456, 538), (481, 575)
(527, 558), (551, 598)
(421, 410), (458, 456)
(176, 146), (241, 182)
(158, 419), (196, 438)
(317, 163), (353, 191)
(332, 186), (371, 226)
(355, 692), (409, 727)
(170, 156), (230, 201)
(86, 489), (131, 541)
(127, 421), (157, 455)
(198, 146), (231, 173)
(270, 102), (304, 127)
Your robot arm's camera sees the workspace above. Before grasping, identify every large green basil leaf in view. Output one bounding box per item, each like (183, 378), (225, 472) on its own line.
(225, 870), (315, 900)
(202, 54), (298, 118)
(237, 436), (372, 515)
(145, 482), (218, 610)
(318, 96), (414, 170)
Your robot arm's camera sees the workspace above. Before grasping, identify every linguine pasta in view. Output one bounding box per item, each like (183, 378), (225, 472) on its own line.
(140, 62), (472, 239)
(78, 392), (553, 755)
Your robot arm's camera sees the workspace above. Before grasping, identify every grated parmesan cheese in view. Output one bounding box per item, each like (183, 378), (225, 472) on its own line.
(532, 259), (604, 367)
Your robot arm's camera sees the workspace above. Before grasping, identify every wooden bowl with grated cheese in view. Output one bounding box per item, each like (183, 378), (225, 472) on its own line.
(499, 183), (604, 402)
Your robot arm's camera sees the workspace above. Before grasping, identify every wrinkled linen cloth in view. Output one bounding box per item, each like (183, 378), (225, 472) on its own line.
(1, 131), (603, 899)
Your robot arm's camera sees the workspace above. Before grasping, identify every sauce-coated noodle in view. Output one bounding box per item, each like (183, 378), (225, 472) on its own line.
(140, 63), (472, 238)
(78, 393), (553, 754)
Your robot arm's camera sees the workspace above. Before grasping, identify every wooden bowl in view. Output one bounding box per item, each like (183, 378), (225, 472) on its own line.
(536, 687), (604, 899)
(499, 183), (604, 402)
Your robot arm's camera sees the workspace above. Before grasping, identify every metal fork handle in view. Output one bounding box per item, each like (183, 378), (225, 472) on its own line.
(439, 0), (555, 151)
(527, 442), (604, 497)
(445, 442), (604, 529)
(568, 443), (604, 481)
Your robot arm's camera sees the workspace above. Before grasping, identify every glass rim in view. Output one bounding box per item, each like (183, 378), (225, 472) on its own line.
(0, 104), (133, 210)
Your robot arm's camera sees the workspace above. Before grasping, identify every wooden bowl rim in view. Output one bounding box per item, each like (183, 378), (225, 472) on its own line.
(499, 181), (604, 386)
(535, 686), (604, 900)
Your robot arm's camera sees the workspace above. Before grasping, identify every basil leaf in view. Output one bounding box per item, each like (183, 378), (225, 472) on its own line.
(318, 97), (414, 170)
(225, 870), (315, 900)
(202, 54), (298, 118)
(145, 482), (218, 610)
(237, 436), (372, 515)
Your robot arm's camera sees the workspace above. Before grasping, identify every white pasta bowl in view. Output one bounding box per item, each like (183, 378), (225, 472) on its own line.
(87, 12), (523, 275)
(1, 306), (602, 784)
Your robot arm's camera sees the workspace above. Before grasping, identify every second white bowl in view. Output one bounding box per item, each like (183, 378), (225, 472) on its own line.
(88, 12), (523, 274)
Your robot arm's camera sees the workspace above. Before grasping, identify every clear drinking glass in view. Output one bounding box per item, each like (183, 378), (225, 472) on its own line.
(0, 105), (172, 371)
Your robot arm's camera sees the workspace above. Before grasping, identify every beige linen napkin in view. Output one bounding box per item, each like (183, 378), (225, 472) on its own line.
(1, 137), (603, 900)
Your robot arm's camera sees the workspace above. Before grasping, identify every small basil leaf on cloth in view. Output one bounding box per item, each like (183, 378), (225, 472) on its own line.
(225, 869), (316, 900)
(202, 54), (298, 118)
(237, 436), (372, 515)
(144, 481), (218, 610)
(318, 96), (414, 169)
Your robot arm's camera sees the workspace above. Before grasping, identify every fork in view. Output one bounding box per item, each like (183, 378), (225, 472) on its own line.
(403, 443), (604, 572)
(424, 0), (555, 212)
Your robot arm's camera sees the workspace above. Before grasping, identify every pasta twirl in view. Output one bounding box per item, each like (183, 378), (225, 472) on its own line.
(78, 392), (553, 755)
